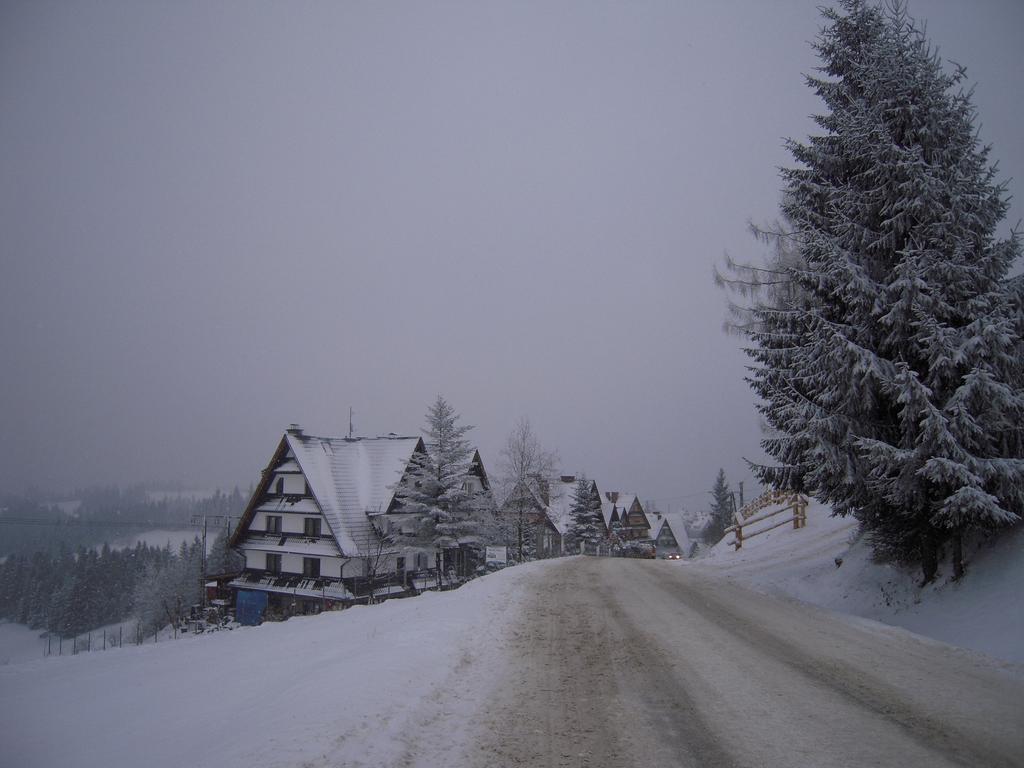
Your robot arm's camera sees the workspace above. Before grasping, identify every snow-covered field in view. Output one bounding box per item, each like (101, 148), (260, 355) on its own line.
(0, 622), (47, 666)
(0, 561), (551, 768)
(697, 501), (1024, 664)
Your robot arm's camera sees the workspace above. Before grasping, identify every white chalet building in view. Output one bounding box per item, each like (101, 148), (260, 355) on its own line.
(229, 425), (491, 622)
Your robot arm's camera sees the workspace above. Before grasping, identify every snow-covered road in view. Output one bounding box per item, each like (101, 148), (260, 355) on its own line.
(459, 558), (1024, 768)
(2, 557), (1021, 767)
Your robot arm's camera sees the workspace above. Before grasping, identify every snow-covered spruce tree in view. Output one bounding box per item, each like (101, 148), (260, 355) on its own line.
(704, 469), (734, 545)
(132, 540), (203, 635)
(207, 530), (244, 575)
(565, 475), (605, 554)
(744, 0), (1022, 582)
(396, 396), (487, 573)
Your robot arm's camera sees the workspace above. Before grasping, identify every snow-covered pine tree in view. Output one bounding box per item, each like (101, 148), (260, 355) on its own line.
(396, 396), (486, 573)
(704, 469), (734, 545)
(207, 530), (244, 575)
(565, 475), (605, 554)
(743, 0), (1022, 582)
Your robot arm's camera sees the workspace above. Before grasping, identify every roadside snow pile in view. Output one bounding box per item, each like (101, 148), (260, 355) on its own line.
(0, 561), (553, 768)
(697, 501), (1024, 664)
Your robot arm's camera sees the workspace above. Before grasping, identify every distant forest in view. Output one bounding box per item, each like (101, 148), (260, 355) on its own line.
(0, 485), (247, 557)
(0, 486), (247, 637)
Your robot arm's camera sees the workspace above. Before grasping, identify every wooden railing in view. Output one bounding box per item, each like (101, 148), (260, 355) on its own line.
(726, 489), (808, 550)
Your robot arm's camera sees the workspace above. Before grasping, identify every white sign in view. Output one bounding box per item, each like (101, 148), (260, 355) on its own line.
(485, 546), (507, 565)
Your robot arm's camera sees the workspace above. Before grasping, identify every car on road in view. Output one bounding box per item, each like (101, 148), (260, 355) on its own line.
(663, 552), (683, 561)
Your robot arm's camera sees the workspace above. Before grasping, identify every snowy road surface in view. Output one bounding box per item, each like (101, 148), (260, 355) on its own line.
(458, 558), (1023, 768)
(2, 557), (1021, 768)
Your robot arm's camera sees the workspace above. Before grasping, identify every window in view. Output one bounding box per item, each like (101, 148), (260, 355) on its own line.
(396, 556), (406, 572)
(266, 515), (282, 534)
(304, 518), (321, 537)
(275, 477), (284, 495)
(266, 553), (282, 575)
(415, 552), (430, 570)
(302, 557), (320, 578)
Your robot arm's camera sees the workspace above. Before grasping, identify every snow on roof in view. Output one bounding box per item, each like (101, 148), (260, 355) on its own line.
(616, 494), (639, 514)
(544, 477), (578, 535)
(657, 512), (692, 551)
(601, 501), (616, 528)
(287, 433), (421, 557)
(229, 575), (354, 601)
(256, 497), (320, 515)
(237, 535), (344, 558)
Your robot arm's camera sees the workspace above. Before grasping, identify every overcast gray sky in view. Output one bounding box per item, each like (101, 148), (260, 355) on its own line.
(1, 0), (1021, 511)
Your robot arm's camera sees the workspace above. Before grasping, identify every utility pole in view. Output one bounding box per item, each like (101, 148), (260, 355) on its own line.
(349, 407), (354, 439)
(190, 514), (237, 610)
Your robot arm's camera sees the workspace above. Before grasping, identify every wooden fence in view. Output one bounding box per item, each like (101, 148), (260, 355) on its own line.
(726, 489), (808, 550)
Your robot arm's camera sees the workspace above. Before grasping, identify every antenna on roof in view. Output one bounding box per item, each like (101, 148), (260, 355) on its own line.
(348, 407), (354, 439)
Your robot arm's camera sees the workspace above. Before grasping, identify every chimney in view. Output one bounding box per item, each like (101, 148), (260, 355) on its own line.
(560, 475), (576, 484)
(286, 423), (304, 436)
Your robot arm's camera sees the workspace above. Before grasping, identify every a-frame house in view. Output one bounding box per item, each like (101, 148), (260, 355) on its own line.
(229, 425), (491, 622)
(648, 512), (692, 557)
(602, 492), (652, 541)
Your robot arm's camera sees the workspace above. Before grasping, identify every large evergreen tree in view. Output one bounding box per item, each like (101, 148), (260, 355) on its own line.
(565, 475), (605, 554)
(741, 0), (1022, 581)
(396, 396), (489, 566)
(704, 469), (734, 545)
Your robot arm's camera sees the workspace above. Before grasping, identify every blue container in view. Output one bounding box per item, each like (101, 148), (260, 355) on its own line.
(235, 589), (269, 626)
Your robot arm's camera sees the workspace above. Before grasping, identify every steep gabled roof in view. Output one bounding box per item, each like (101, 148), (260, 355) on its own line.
(603, 492), (648, 528)
(231, 429), (422, 557)
(288, 432), (422, 556)
(650, 512), (691, 552)
(543, 476), (577, 536)
(601, 501), (618, 529)
(616, 494), (640, 515)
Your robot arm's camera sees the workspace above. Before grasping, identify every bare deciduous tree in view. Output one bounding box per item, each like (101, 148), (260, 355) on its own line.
(496, 417), (559, 563)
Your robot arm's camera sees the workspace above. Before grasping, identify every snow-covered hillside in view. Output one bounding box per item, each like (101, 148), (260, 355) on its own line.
(697, 501), (1024, 665)
(0, 561), (553, 768)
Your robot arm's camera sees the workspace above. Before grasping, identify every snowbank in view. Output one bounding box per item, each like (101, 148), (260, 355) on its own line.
(0, 561), (555, 768)
(696, 501), (1024, 664)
